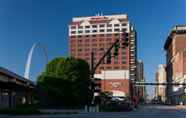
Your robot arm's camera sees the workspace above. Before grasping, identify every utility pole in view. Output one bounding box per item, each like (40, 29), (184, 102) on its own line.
(90, 51), (95, 105)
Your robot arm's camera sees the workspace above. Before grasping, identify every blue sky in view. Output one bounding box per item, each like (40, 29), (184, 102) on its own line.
(0, 0), (186, 96)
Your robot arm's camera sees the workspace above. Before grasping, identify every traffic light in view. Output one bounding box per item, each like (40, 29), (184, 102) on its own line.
(106, 52), (111, 64)
(114, 42), (120, 56)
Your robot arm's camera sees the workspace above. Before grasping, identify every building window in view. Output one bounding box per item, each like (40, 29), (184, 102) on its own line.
(115, 33), (120, 38)
(78, 26), (83, 29)
(85, 38), (90, 42)
(85, 44), (90, 47)
(122, 28), (126, 32)
(78, 39), (82, 42)
(85, 26), (90, 28)
(122, 23), (127, 26)
(114, 28), (120, 32)
(78, 44), (82, 47)
(78, 35), (82, 38)
(107, 38), (112, 41)
(71, 31), (76, 34)
(71, 26), (76, 29)
(107, 24), (112, 27)
(99, 39), (103, 42)
(92, 39), (96, 42)
(92, 35), (96, 37)
(85, 53), (89, 56)
(114, 56), (118, 64)
(92, 48), (97, 52)
(122, 49), (126, 54)
(100, 24), (105, 27)
(85, 35), (89, 37)
(100, 29), (104, 32)
(85, 58), (90, 61)
(99, 43), (104, 47)
(99, 34), (105, 37)
(85, 48), (90, 51)
(78, 49), (82, 51)
(92, 25), (97, 28)
(78, 30), (83, 34)
(122, 59), (126, 64)
(92, 44), (97, 47)
(122, 52), (126, 64)
(114, 24), (120, 27)
(71, 36), (76, 38)
(85, 30), (90, 33)
(92, 30), (97, 33)
(107, 29), (112, 32)
(106, 34), (112, 37)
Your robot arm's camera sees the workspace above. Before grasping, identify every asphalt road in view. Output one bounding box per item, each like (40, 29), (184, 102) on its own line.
(1, 105), (186, 118)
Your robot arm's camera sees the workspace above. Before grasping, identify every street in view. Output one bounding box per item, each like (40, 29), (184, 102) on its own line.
(1, 105), (186, 118)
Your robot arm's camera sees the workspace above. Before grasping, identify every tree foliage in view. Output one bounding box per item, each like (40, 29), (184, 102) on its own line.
(37, 57), (91, 107)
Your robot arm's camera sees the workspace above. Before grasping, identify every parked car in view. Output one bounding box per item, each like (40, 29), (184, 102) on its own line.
(109, 96), (133, 111)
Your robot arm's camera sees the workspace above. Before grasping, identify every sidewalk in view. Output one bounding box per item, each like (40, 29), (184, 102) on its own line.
(176, 105), (186, 110)
(39, 109), (82, 114)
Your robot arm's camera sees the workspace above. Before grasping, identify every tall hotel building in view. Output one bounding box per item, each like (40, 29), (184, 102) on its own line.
(164, 25), (186, 104)
(69, 14), (137, 97)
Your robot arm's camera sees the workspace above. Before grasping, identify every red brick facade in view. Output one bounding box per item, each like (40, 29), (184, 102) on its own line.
(101, 79), (130, 96)
(70, 34), (129, 73)
(164, 26), (186, 104)
(69, 15), (137, 97)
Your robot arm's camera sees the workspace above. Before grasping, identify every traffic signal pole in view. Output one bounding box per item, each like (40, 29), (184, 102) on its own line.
(90, 32), (129, 105)
(90, 39), (120, 76)
(90, 37), (120, 105)
(90, 51), (94, 79)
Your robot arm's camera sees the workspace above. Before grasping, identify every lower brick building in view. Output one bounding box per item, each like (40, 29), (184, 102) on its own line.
(94, 70), (130, 97)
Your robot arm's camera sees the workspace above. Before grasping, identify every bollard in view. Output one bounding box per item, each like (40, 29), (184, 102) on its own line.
(84, 105), (88, 112)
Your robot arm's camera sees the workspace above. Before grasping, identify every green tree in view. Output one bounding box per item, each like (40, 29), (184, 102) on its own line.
(182, 95), (186, 104)
(37, 57), (91, 107)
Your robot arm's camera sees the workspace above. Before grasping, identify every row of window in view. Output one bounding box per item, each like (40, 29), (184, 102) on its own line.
(71, 47), (127, 53)
(99, 65), (127, 70)
(71, 23), (127, 29)
(71, 50), (126, 57)
(71, 39), (113, 43)
(71, 28), (126, 34)
(70, 33), (123, 38)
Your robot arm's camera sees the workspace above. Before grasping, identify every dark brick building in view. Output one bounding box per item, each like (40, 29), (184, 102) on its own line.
(164, 25), (186, 104)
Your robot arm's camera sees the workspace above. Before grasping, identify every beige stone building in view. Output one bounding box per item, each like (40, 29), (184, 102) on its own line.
(155, 64), (166, 103)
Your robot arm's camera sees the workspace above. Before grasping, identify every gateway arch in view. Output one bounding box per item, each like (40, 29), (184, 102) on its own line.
(24, 43), (48, 79)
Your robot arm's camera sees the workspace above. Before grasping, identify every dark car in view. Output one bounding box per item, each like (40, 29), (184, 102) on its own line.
(102, 97), (133, 111)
